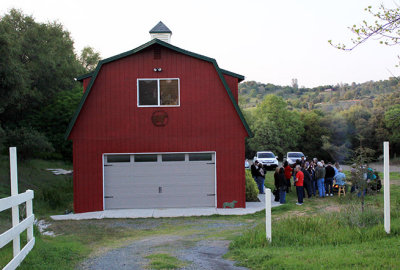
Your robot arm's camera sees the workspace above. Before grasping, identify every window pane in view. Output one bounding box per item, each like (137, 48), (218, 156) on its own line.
(160, 79), (179, 105)
(258, 153), (275, 158)
(189, 153), (212, 161)
(134, 154), (158, 162)
(138, 80), (158, 105)
(162, 154), (185, 162)
(107, 155), (130, 163)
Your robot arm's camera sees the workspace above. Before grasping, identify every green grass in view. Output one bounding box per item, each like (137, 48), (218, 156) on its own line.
(0, 227), (89, 270)
(226, 185), (400, 269)
(145, 253), (188, 269)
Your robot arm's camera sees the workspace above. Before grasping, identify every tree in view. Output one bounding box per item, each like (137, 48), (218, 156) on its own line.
(247, 95), (304, 157)
(329, 4), (400, 50)
(350, 140), (376, 213)
(0, 9), (85, 126)
(291, 78), (298, 90)
(0, 9), (88, 159)
(384, 104), (400, 153)
(79, 46), (101, 72)
(299, 110), (328, 159)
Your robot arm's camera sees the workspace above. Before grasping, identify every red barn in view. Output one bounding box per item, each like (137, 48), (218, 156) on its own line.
(66, 22), (252, 213)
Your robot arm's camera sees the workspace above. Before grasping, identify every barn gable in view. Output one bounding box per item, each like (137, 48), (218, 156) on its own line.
(66, 38), (252, 140)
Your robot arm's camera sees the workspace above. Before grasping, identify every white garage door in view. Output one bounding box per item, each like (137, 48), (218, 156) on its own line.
(104, 152), (216, 209)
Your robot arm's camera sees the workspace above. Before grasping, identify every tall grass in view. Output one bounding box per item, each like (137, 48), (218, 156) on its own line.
(228, 185), (400, 269)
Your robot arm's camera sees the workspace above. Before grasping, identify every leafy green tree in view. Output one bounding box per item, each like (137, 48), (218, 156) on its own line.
(29, 85), (83, 159)
(5, 126), (54, 160)
(321, 113), (352, 162)
(0, 9), (90, 159)
(0, 9), (84, 126)
(79, 46), (101, 72)
(384, 104), (400, 152)
(299, 110), (328, 159)
(248, 95), (304, 157)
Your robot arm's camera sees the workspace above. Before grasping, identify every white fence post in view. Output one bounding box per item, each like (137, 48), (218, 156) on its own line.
(10, 147), (20, 257)
(265, 188), (271, 242)
(384, 141), (390, 234)
(0, 147), (35, 270)
(26, 194), (34, 242)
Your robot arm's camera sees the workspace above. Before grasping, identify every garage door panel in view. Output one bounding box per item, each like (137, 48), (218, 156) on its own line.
(104, 153), (215, 209)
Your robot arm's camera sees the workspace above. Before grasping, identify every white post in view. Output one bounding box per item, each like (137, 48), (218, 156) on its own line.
(384, 141), (390, 234)
(265, 188), (272, 242)
(10, 147), (21, 256)
(26, 191), (34, 241)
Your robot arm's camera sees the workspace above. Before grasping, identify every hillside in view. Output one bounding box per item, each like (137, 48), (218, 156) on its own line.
(239, 77), (400, 110)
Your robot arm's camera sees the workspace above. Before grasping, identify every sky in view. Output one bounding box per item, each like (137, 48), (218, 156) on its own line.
(1, 0), (400, 88)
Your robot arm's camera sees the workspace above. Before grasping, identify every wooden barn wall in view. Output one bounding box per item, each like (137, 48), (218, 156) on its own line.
(223, 74), (239, 103)
(70, 45), (247, 213)
(82, 77), (91, 93)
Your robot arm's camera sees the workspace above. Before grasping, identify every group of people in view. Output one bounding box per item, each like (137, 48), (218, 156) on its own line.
(251, 157), (347, 206)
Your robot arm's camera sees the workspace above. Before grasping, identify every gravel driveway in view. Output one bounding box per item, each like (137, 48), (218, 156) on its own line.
(78, 218), (251, 270)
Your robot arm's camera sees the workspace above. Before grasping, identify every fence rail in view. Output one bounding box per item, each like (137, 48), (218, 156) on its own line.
(0, 147), (35, 270)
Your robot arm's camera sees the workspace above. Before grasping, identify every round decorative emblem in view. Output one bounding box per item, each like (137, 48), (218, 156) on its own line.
(151, 110), (169, 127)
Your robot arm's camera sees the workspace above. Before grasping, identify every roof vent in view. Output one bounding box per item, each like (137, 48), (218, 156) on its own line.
(149, 21), (172, 43)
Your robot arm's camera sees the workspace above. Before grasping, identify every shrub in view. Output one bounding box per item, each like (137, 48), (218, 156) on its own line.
(5, 126), (54, 160)
(245, 169), (259, 202)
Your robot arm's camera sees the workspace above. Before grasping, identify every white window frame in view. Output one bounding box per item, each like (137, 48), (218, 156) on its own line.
(137, 78), (180, 107)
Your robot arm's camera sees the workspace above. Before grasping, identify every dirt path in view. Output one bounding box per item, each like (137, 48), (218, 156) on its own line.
(77, 219), (251, 270)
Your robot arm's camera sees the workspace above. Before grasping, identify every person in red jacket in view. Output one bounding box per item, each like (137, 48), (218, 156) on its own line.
(294, 165), (304, 205)
(284, 161), (292, 193)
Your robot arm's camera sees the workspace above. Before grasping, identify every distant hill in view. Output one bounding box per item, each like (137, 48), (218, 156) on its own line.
(238, 77), (400, 111)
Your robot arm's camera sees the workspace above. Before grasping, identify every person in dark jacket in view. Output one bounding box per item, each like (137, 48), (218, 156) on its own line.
(325, 162), (336, 196)
(307, 161), (316, 196)
(251, 161), (260, 179)
(251, 160), (264, 194)
(278, 167), (287, 204)
(301, 165), (312, 198)
(273, 167), (280, 201)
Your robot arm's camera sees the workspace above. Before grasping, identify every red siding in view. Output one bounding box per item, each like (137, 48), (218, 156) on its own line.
(223, 74), (239, 103)
(82, 77), (91, 93)
(70, 45), (247, 213)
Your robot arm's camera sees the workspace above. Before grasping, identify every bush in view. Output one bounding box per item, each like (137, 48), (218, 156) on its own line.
(5, 126), (54, 160)
(245, 170), (259, 202)
(40, 176), (73, 210)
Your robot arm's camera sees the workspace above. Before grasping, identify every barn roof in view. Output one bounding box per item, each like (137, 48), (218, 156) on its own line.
(149, 21), (172, 33)
(66, 38), (252, 139)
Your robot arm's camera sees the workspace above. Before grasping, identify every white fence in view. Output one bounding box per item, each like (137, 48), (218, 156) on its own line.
(0, 147), (35, 270)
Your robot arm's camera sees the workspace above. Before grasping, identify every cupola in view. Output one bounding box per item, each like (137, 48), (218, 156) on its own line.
(149, 21), (172, 43)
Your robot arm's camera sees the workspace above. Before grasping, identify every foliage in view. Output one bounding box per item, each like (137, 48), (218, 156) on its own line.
(79, 46), (101, 72)
(0, 156), (73, 215)
(240, 77), (400, 160)
(0, 9), (96, 160)
(299, 110), (328, 160)
(247, 95), (304, 158)
(329, 4), (400, 50)
(0, 9), (84, 126)
(384, 104), (400, 150)
(5, 126), (54, 160)
(245, 170), (259, 202)
(348, 143), (377, 212)
(29, 85), (83, 159)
